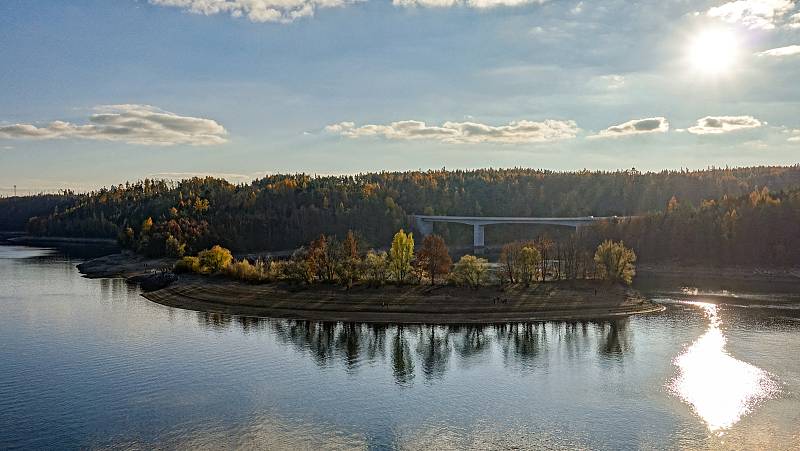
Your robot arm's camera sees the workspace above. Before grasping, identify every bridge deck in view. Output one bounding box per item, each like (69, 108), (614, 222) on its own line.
(414, 215), (613, 223)
(413, 215), (623, 247)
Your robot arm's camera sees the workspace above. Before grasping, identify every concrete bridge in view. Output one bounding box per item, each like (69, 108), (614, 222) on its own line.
(413, 215), (620, 247)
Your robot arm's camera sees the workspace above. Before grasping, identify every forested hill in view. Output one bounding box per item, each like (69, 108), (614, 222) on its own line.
(0, 193), (79, 232)
(5, 166), (800, 257)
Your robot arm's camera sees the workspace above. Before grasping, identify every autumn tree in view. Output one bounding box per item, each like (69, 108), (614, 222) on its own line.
(499, 242), (522, 284)
(335, 230), (362, 288)
(536, 236), (553, 282)
(451, 255), (488, 289)
(165, 234), (186, 257)
(389, 229), (414, 283)
(519, 246), (541, 284)
(593, 240), (637, 285)
(415, 234), (452, 284)
(286, 248), (314, 283)
(499, 241), (539, 284)
(306, 235), (338, 282)
(141, 217), (154, 235)
(364, 250), (390, 285)
(197, 245), (233, 273)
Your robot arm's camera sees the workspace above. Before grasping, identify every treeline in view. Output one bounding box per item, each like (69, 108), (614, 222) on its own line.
(176, 230), (637, 287)
(0, 193), (78, 231)
(591, 187), (800, 266)
(7, 166), (800, 264)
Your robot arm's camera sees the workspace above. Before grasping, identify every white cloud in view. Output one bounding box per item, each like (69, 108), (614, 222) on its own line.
(589, 74), (626, 90)
(0, 105), (227, 146)
(590, 117), (669, 139)
(788, 129), (800, 142)
(464, 0), (547, 8)
(149, 0), (356, 23)
(706, 0), (795, 29)
(151, 0), (549, 20)
(756, 44), (800, 56)
(326, 118), (579, 143)
(789, 12), (800, 27)
(686, 116), (763, 134)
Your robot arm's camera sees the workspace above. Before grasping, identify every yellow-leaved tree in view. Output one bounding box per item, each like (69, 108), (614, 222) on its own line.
(593, 240), (636, 285)
(198, 245), (233, 273)
(451, 255), (489, 289)
(389, 229), (414, 283)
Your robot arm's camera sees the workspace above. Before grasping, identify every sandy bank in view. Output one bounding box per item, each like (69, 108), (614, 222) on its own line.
(141, 278), (664, 324)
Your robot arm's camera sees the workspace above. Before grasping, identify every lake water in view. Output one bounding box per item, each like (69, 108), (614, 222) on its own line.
(1, 244), (799, 450)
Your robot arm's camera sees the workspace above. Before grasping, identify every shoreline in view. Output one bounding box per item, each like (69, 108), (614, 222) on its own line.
(76, 251), (174, 279)
(637, 263), (800, 283)
(142, 277), (664, 324)
(7, 235), (119, 246)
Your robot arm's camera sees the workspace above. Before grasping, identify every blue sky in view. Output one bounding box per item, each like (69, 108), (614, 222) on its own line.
(1, 0), (799, 194)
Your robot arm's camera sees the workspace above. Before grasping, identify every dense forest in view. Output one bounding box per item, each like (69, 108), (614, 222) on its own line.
(0, 192), (78, 231)
(3, 166), (800, 266)
(588, 187), (800, 266)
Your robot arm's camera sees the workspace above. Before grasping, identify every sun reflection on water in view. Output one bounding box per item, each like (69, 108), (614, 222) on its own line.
(669, 302), (779, 433)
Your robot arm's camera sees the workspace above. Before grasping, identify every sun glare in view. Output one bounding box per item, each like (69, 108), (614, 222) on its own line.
(688, 29), (739, 75)
(668, 302), (779, 432)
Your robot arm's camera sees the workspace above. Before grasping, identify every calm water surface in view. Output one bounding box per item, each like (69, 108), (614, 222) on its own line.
(1, 245), (799, 450)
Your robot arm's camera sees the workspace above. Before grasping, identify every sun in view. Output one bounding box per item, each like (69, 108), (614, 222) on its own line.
(688, 29), (740, 75)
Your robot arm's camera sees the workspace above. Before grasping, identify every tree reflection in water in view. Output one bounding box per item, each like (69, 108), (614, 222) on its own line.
(392, 326), (414, 386)
(198, 312), (234, 331)
(451, 325), (491, 362)
(496, 323), (545, 370)
(195, 313), (633, 384)
(416, 325), (451, 381)
(336, 323), (361, 369)
(597, 320), (632, 359)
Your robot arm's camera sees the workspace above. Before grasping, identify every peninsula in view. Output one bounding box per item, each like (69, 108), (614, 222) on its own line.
(76, 234), (664, 324)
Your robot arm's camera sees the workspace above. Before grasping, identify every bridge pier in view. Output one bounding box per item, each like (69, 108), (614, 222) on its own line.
(415, 217), (434, 237)
(473, 224), (485, 248)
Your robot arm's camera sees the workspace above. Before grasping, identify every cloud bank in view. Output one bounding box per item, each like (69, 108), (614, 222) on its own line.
(686, 116), (763, 135)
(326, 119), (579, 143)
(590, 117), (669, 139)
(706, 0), (795, 29)
(756, 45), (800, 56)
(0, 105), (227, 146)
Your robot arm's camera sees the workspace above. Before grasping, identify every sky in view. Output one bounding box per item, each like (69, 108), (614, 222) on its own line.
(1, 0), (799, 194)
